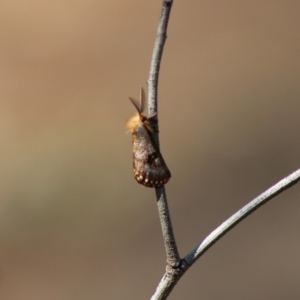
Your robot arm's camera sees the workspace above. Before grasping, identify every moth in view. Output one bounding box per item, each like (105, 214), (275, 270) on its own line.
(126, 87), (171, 188)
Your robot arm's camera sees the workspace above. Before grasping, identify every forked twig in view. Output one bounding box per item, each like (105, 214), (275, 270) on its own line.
(151, 169), (300, 299)
(146, 1), (300, 299)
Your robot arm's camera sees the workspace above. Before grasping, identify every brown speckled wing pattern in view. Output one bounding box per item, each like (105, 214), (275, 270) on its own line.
(131, 124), (171, 188)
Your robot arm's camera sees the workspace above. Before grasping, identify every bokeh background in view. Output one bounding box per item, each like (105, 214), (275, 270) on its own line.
(0, 1), (300, 299)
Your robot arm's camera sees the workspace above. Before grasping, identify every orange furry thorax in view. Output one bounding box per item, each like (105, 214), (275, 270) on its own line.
(126, 113), (143, 133)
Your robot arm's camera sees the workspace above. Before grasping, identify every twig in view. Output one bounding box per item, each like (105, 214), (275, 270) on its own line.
(147, 0), (180, 268)
(148, 0), (174, 117)
(151, 169), (300, 299)
(183, 168), (300, 264)
(145, 1), (300, 299)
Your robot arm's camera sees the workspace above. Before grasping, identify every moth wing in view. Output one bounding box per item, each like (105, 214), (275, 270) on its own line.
(132, 124), (171, 188)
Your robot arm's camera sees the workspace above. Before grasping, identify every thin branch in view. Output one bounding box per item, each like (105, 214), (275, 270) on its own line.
(147, 0), (180, 268)
(184, 168), (300, 265)
(147, 0), (173, 117)
(151, 168), (300, 299)
(155, 187), (180, 267)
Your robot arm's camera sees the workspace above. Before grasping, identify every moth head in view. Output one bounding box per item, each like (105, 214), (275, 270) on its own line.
(127, 87), (155, 133)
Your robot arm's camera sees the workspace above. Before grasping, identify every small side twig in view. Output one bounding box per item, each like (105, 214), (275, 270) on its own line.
(147, 0), (180, 268)
(183, 169), (300, 265)
(151, 169), (300, 299)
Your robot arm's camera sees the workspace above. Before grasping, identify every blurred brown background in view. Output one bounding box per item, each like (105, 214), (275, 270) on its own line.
(0, 1), (299, 299)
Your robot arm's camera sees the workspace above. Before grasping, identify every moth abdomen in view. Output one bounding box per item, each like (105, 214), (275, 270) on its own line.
(127, 87), (171, 188)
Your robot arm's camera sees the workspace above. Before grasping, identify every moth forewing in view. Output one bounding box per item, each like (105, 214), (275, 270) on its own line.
(127, 88), (171, 188)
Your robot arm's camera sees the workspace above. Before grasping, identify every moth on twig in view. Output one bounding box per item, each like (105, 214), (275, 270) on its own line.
(126, 87), (171, 188)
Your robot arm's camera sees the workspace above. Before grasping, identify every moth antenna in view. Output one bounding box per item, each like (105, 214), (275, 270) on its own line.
(129, 97), (142, 114)
(140, 87), (145, 113)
